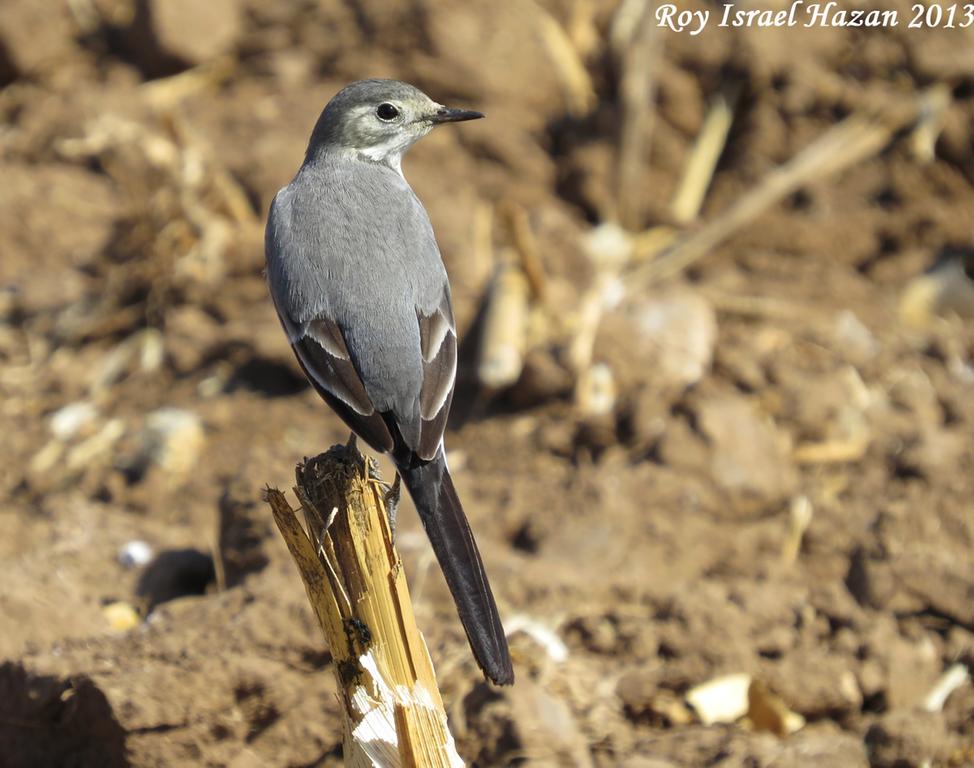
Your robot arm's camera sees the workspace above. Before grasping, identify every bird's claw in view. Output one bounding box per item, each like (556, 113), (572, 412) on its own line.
(384, 474), (401, 542)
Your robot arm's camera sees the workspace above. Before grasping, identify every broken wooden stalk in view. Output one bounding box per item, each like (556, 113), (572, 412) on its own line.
(263, 440), (463, 767)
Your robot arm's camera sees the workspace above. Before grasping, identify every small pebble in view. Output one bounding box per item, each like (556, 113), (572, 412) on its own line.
(49, 401), (98, 441)
(102, 601), (141, 632)
(118, 540), (154, 569)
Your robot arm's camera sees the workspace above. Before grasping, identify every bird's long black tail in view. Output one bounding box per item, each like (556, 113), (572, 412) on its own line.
(397, 450), (514, 685)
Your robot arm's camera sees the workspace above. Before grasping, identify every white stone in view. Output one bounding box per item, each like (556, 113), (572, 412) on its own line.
(118, 540), (154, 569)
(49, 401), (98, 440)
(686, 673), (751, 725)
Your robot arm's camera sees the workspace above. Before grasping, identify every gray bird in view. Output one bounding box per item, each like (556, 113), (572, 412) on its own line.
(265, 79), (513, 685)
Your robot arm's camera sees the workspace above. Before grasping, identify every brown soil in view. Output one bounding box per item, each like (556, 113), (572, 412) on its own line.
(1, 0), (973, 766)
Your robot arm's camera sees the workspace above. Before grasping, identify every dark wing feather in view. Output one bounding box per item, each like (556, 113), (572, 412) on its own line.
(416, 291), (457, 461)
(301, 319), (372, 415)
(287, 313), (395, 454)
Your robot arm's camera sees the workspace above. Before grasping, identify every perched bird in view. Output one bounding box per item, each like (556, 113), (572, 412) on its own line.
(265, 79), (513, 685)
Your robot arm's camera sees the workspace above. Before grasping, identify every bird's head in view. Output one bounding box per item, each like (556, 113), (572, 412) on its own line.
(305, 79), (483, 172)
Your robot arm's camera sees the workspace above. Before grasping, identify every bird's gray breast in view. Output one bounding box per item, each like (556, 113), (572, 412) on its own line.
(265, 157), (449, 419)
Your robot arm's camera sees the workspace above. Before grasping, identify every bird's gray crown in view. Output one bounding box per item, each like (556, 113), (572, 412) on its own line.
(304, 78), (483, 170)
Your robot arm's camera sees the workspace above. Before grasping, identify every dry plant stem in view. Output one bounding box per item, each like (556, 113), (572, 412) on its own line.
(922, 663), (970, 713)
(264, 443), (462, 768)
(670, 83), (739, 224)
(568, 0), (669, 382)
(477, 258), (531, 390)
(499, 200), (548, 302)
(630, 87), (945, 288)
(910, 84), (951, 163)
(567, 271), (618, 375)
(792, 438), (869, 465)
(615, 0), (662, 230)
(164, 113), (256, 225)
(568, 0), (600, 59)
(533, 1), (597, 116)
(140, 56), (235, 110)
(780, 495), (813, 566)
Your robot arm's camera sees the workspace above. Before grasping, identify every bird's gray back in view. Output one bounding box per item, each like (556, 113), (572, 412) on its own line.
(265, 156), (449, 420)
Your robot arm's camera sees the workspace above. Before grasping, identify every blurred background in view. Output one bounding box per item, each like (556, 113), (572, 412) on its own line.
(1, 0), (973, 765)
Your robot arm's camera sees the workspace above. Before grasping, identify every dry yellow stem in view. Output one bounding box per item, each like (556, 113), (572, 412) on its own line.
(140, 56), (236, 109)
(533, 1), (597, 116)
(567, 0), (600, 59)
(499, 200), (548, 303)
(630, 87), (946, 289)
(478, 259), (530, 390)
(780, 495), (813, 566)
(614, 0), (662, 230)
(264, 442), (462, 767)
(670, 84), (739, 224)
(910, 84), (951, 163)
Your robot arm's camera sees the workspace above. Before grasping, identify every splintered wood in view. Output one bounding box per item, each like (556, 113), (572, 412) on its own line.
(263, 442), (462, 768)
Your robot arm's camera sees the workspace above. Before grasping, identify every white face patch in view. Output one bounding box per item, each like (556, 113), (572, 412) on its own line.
(347, 103), (434, 177)
(358, 135), (410, 176)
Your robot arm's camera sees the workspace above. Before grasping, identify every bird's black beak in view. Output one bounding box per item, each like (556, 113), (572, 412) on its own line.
(430, 107), (485, 124)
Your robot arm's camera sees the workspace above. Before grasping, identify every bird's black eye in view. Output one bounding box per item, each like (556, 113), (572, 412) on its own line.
(376, 103), (400, 121)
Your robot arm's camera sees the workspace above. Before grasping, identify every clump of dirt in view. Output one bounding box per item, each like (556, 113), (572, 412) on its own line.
(1, 0), (973, 766)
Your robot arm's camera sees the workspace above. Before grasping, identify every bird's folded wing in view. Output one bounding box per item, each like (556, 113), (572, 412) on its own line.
(275, 285), (458, 461)
(290, 313), (396, 453)
(416, 290), (457, 461)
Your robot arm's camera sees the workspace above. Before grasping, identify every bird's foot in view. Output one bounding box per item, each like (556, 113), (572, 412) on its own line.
(384, 474), (401, 542)
(345, 432), (373, 478)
